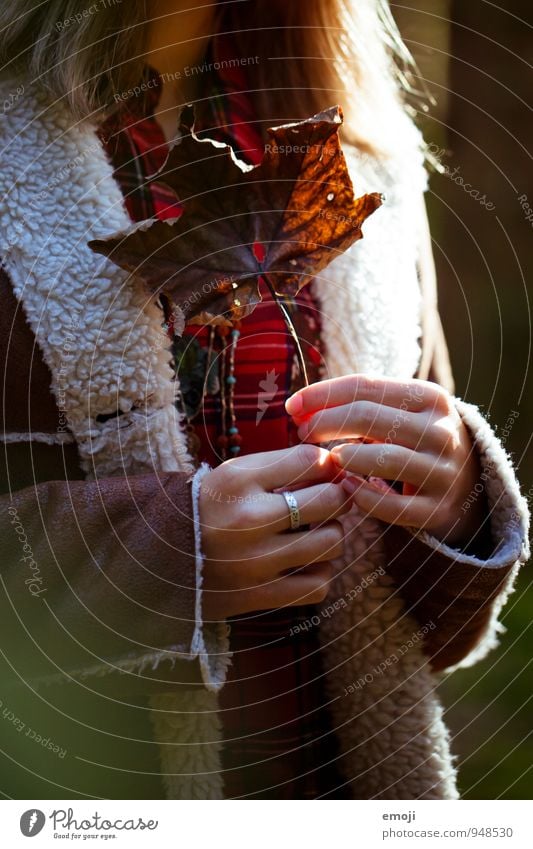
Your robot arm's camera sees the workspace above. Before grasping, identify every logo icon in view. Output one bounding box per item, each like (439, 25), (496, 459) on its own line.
(20, 809), (45, 837)
(256, 369), (279, 425)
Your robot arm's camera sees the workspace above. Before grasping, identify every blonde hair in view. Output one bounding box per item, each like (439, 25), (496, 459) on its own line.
(0, 0), (422, 156)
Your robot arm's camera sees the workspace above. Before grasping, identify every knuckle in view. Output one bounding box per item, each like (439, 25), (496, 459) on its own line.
(325, 520), (345, 555)
(438, 457), (457, 484)
(374, 443), (392, 468)
(304, 571), (333, 603)
(310, 583), (330, 603)
(438, 423), (459, 456)
(406, 380), (427, 408)
(433, 388), (454, 415)
(393, 446), (413, 476)
(335, 444), (353, 466)
(319, 484), (346, 517)
(330, 518), (345, 538)
(354, 374), (374, 400)
(354, 400), (375, 432)
(296, 442), (322, 471)
(221, 499), (257, 532)
(318, 561), (335, 582)
(225, 513), (242, 533)
(234, 502), (257, 528)
(216, 461), (241, 492)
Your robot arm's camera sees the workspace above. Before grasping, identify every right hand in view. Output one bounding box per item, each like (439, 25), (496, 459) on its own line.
(199, 444), (352, 620)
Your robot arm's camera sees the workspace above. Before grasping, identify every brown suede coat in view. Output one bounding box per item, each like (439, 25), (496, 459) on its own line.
(0, 264), (507, 798)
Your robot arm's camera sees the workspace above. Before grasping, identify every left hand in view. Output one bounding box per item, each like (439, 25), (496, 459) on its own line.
(285, 374), (486, 548)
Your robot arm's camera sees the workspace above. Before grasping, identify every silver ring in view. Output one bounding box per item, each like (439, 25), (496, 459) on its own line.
(281, 490), (301, 531)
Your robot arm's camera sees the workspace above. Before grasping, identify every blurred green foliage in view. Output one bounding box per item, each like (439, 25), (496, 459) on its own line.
(394, 0), (532, 800)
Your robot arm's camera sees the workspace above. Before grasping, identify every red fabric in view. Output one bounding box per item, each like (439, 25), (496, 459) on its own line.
(99, 52), (348, 798)
(178, 283), (322, 467)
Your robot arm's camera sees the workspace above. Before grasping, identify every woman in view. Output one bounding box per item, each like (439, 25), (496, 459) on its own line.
(0, 0), (529, 800)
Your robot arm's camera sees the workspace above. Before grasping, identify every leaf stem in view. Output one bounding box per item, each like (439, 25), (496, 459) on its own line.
(261, 273), (309, 386)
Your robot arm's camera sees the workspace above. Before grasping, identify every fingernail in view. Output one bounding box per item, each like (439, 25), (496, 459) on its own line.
(285, 393), (303, 416)
(297, 423), (308, 440)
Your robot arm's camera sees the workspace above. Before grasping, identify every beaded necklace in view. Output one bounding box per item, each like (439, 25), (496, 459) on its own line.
(215, 323), (242, 460)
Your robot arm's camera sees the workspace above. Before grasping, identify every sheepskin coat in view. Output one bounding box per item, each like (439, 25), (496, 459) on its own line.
(0, 72), (530, 800)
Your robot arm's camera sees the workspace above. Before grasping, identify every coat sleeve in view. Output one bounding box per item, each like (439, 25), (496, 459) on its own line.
(0, 269), (230, 699)
(383, 396), (530, 672)
(387, 195), (530, 673)
(0, 463), (231, 697)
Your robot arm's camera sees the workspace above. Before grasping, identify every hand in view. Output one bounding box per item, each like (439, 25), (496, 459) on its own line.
(199, 444), (352, 620)
(285, 374), (486, 548)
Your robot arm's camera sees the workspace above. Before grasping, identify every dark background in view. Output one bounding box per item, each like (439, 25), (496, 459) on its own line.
(393, 0), (532, 799)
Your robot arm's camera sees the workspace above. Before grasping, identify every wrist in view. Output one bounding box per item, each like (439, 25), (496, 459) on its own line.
(428, 491), (493, 556)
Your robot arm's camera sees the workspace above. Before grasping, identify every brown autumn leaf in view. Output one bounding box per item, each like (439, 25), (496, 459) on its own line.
(89, 105), (382, 327)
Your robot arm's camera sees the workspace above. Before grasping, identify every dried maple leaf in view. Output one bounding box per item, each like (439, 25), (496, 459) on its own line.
(89, 105), (382, 331)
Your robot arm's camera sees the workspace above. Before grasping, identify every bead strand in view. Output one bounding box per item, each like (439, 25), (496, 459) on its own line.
(227, 323), (242, 456)
(216, 326), (229, 460)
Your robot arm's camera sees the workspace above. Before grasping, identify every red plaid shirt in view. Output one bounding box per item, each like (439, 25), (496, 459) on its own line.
(100, 51), (349, 798)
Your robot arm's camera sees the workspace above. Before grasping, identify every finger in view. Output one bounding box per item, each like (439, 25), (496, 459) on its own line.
(346, 478), (436, 528)
(248, 562), (335, 611)
(268, 482), (352, 533)
(236, 522), (344, 582)
(203, 505), (347, 584)
(330, 442), (439, 488)
(203, 562), (334, 618)
(263, 521), (345, 573)
(285, 374), (442, 420)
(297, 402), (439, 451)
(228, 443), (339, 491)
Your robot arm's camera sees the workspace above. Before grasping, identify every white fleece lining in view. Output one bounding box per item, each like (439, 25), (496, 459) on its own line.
(27, 645), (197, 689)
(190, 462), (232, 691)
(0, 431), (75, 445)
(312, 139), (427, 382)
(318, 505), (460, 799)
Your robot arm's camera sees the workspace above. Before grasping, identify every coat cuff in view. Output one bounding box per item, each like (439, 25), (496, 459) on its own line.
(383, 397), (530, 673)
(2, 469), (231, 695)
(92, 465), (231, 691)
(189, 462), (232, 692)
